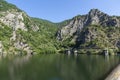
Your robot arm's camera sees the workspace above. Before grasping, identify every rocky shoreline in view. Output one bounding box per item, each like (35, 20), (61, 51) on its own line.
(105, 64), (120, 80)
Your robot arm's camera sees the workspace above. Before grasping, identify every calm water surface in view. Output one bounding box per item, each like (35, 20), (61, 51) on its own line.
(0, 54), (120, 80)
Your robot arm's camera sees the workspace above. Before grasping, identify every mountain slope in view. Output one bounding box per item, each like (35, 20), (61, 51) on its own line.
(0, 0), (59, 56)
(57, 9), (120, 54)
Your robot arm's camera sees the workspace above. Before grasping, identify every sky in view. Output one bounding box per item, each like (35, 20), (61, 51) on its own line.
(6, 0), (120, 22)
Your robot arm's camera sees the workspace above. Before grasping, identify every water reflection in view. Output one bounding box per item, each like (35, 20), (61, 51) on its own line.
(0, 54), (119, 80)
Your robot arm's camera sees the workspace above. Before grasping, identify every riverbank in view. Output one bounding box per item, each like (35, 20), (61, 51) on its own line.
(105, 64), (120, 80)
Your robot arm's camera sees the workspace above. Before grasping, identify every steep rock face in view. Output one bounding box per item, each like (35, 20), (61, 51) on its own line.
(0, 11), (27, 31)
(56, 15), (85, 41)
(57, 9), (120, 41)
(57, 9), (120, 52)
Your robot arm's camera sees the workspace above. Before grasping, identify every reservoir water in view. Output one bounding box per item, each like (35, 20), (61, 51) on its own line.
(0, 54), (120, 80)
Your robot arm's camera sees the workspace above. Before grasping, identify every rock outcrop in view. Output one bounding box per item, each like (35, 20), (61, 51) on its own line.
(0, 11), (27, 31)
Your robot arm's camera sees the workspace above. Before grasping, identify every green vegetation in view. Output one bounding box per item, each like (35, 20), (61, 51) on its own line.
(16, 18), (59, 54)
(72, 25), (120, 54)
(57, 24), (120, 54)
(0, 22), (12, 51)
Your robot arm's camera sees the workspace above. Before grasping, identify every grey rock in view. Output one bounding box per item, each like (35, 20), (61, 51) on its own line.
(57, 9), (120, 41)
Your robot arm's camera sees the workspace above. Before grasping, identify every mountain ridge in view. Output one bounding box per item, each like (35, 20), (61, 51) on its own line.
(0, 0), (120, 55)
(56, 9), (120, 55)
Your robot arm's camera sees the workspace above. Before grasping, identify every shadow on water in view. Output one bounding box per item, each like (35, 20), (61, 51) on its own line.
(0, 54), (119, 80)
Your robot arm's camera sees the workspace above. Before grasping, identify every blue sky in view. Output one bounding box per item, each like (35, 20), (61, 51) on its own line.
(6, 0), (120, 22)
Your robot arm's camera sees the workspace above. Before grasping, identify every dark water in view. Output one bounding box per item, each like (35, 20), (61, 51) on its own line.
(0, 54), (120, 80)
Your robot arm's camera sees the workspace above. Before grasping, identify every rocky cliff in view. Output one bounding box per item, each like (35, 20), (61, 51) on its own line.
(57, 9), (120, 54)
